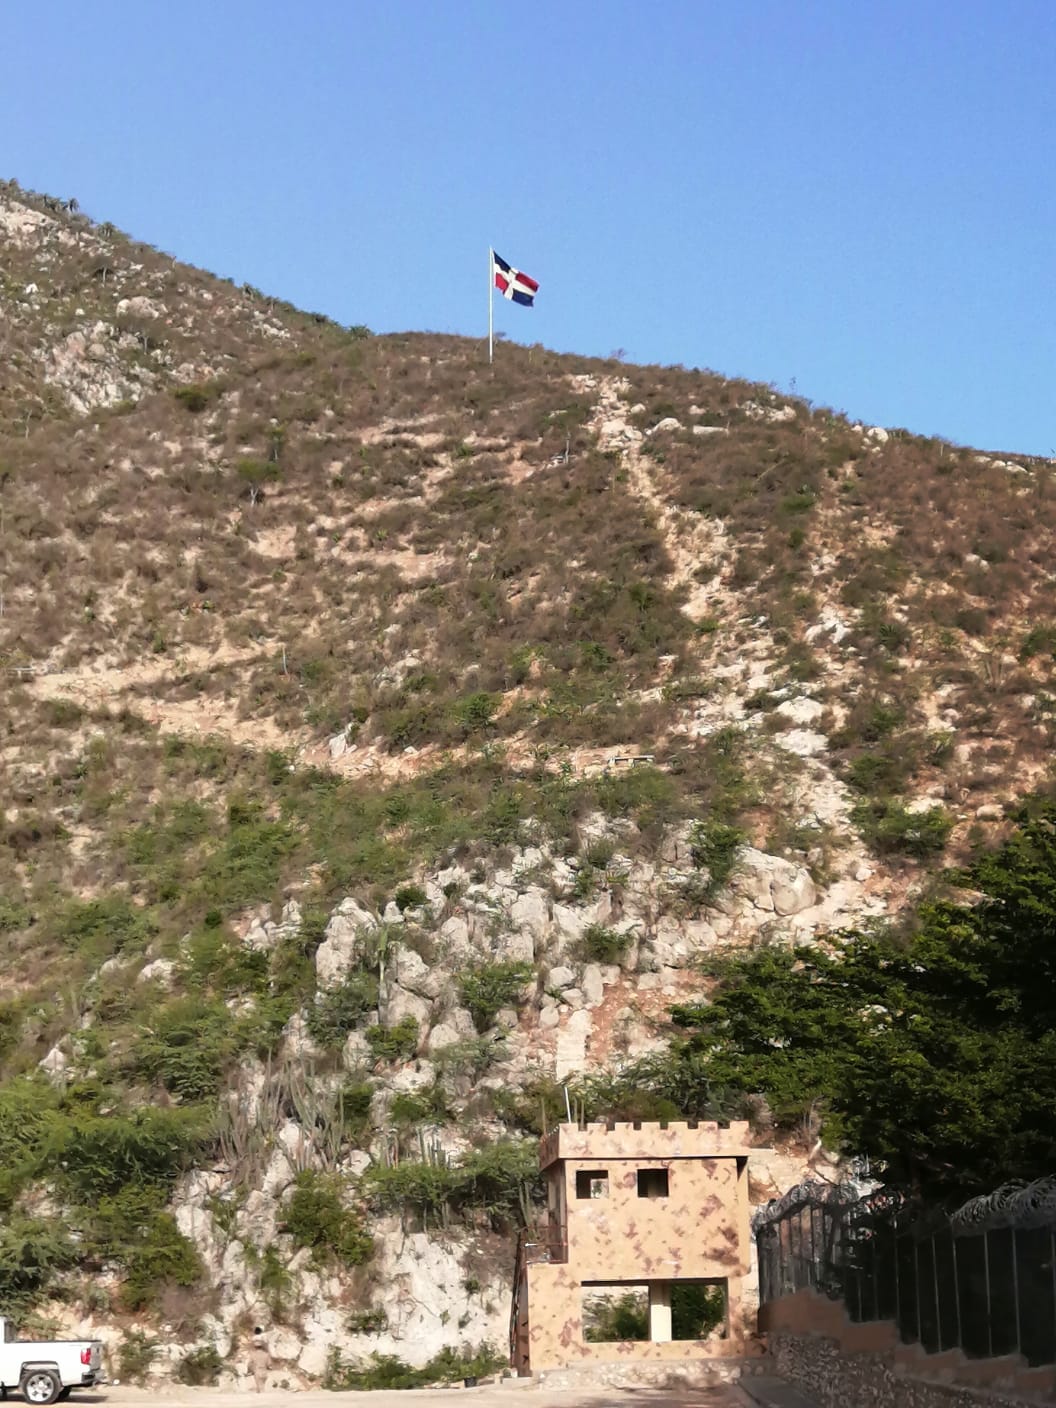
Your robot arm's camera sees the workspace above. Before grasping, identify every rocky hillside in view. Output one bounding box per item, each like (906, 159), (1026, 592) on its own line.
(2, 178), (1054, 1386)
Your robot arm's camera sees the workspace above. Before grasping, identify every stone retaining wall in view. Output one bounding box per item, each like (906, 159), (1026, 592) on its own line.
(769, 1331), (1040, 1408)
(536, 1355), (748, 1391)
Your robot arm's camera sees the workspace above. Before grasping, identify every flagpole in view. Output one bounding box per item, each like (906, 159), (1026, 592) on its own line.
(487, 247), (494, 365)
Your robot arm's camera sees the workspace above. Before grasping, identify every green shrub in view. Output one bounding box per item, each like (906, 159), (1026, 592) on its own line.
(362, 1159), (460, 1229)
(584, 1291), (648, 1341)
(306, 970), (379, 1047)
(847, 752), (908, 796)
(193, 799), (297, 915)
(0, 999), (27, 1067)
(173, 383), (219, 413)
(672, 1282), (726, 1339)
(117, 1330), (159, 1383)
(175, 1345), (223, 1386)
(258, 1245), (292, 1318)
(338, 1081), (375, 1144)
(0, 1078), (59, 1200)
(925, 730), (956, 767)
(424, 1343), (506, 1385)
(573, 924), (632, 966)
(363, 1015), (419, 1062)
(874, 618), (911, 653)
(0, 895), (31, 933)
(323, 1342), (503, 1390)
(592, 766), (682, 832)
(390, 1081), (451, 1127)
(661, 677), (712, 703)
(393, 883), (428, 912)
(688, 820), (745, 896)
(1020, 623), (1056, 661)
(324, 1349), (419, 1390)
(362, 1138), (538, 1230)
(582, 837), (615, 869)
(52, 895), (156, 958)
(456, 1138), (540, 1224)
(130, 997), (239, 1099)
(47, 1106), (205, 1199)
(783, 642), (823, 681)
(125, 799), (211, 872)
(670, 871), (720, 916)
(448, 692), (497, 738)
(569, 1069), (684, 1125)
(281, 1171), (373, 1267)
(120, 1212), (203, 1311)
(954, 606), (989, 637)
(490, 1075), (577, 1136)
(779, 489), (816, 515)
(41, 698), (85, 728)
(346, 1308), (387, 1334)
(431, 1034), (505, 1080)
(0, 1214), (74, 1312)
(837, 698), (904, 746)
(852, 799), (952, 859)
(459, 962), (533, 1033)
(237, 457), (280, 503)
(181, 924), (268, 998)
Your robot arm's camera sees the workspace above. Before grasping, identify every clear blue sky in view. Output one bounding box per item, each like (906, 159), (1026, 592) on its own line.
(5, 1), (1055, 453)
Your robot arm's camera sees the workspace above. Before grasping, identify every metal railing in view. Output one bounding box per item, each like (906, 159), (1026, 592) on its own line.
(754, 1176), (1056, 1367)
(518, 1224), (568, 1265)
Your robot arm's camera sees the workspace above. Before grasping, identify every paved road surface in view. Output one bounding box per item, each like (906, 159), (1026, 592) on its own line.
(63, 1385), (751, 1408)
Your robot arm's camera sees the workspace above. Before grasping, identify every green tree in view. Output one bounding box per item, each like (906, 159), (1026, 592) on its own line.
(648, 800), (1056, 1199)
(0, 1215), (74, 1311)
(237, 457), (280, 506)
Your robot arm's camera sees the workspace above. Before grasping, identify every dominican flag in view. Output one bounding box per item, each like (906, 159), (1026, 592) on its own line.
(492, 251), (538, 307)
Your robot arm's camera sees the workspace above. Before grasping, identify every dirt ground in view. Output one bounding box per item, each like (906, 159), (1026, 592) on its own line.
(67, 1385), (750, 1408)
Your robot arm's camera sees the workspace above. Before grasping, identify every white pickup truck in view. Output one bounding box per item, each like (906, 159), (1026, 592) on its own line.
(0, 1318), (104, 1404)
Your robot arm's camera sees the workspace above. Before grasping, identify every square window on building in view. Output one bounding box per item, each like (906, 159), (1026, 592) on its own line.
(575, 1169), (609, 1199)
(637, 1167), (670, 1199)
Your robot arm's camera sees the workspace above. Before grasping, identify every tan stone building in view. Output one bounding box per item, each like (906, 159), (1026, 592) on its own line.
(511, 1119), (753, 1374)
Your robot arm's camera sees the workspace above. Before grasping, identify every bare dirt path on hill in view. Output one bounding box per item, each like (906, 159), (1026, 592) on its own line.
(578, 375), (730, 625)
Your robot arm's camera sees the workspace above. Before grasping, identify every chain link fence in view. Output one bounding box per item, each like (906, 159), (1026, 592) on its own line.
(753, 1176), (1056, 1367)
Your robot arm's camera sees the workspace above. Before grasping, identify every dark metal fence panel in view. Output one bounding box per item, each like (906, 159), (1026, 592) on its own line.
(895, 1230), (919, 1344)
(753, 1174), (1056, 1370)
(986, 1227), (1018, 1358)
(778, 1215), (793, 1294)
(934, 1229), (959, 1351)
(1016, 1228), (1056, 1366)
(954, 1231), (990, 1358)
(917, 1236), (940, 1353)
(873, 1222), (898, 1322)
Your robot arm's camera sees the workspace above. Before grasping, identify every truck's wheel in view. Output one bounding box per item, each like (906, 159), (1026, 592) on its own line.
(20, 1372), (62, 1406)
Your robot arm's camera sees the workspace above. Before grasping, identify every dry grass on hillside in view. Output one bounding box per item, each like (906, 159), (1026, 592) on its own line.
(4, 179), (1056, 1022)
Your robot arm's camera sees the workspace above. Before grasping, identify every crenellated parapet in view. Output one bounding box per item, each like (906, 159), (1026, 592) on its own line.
(539, 1119), (752, 1169)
